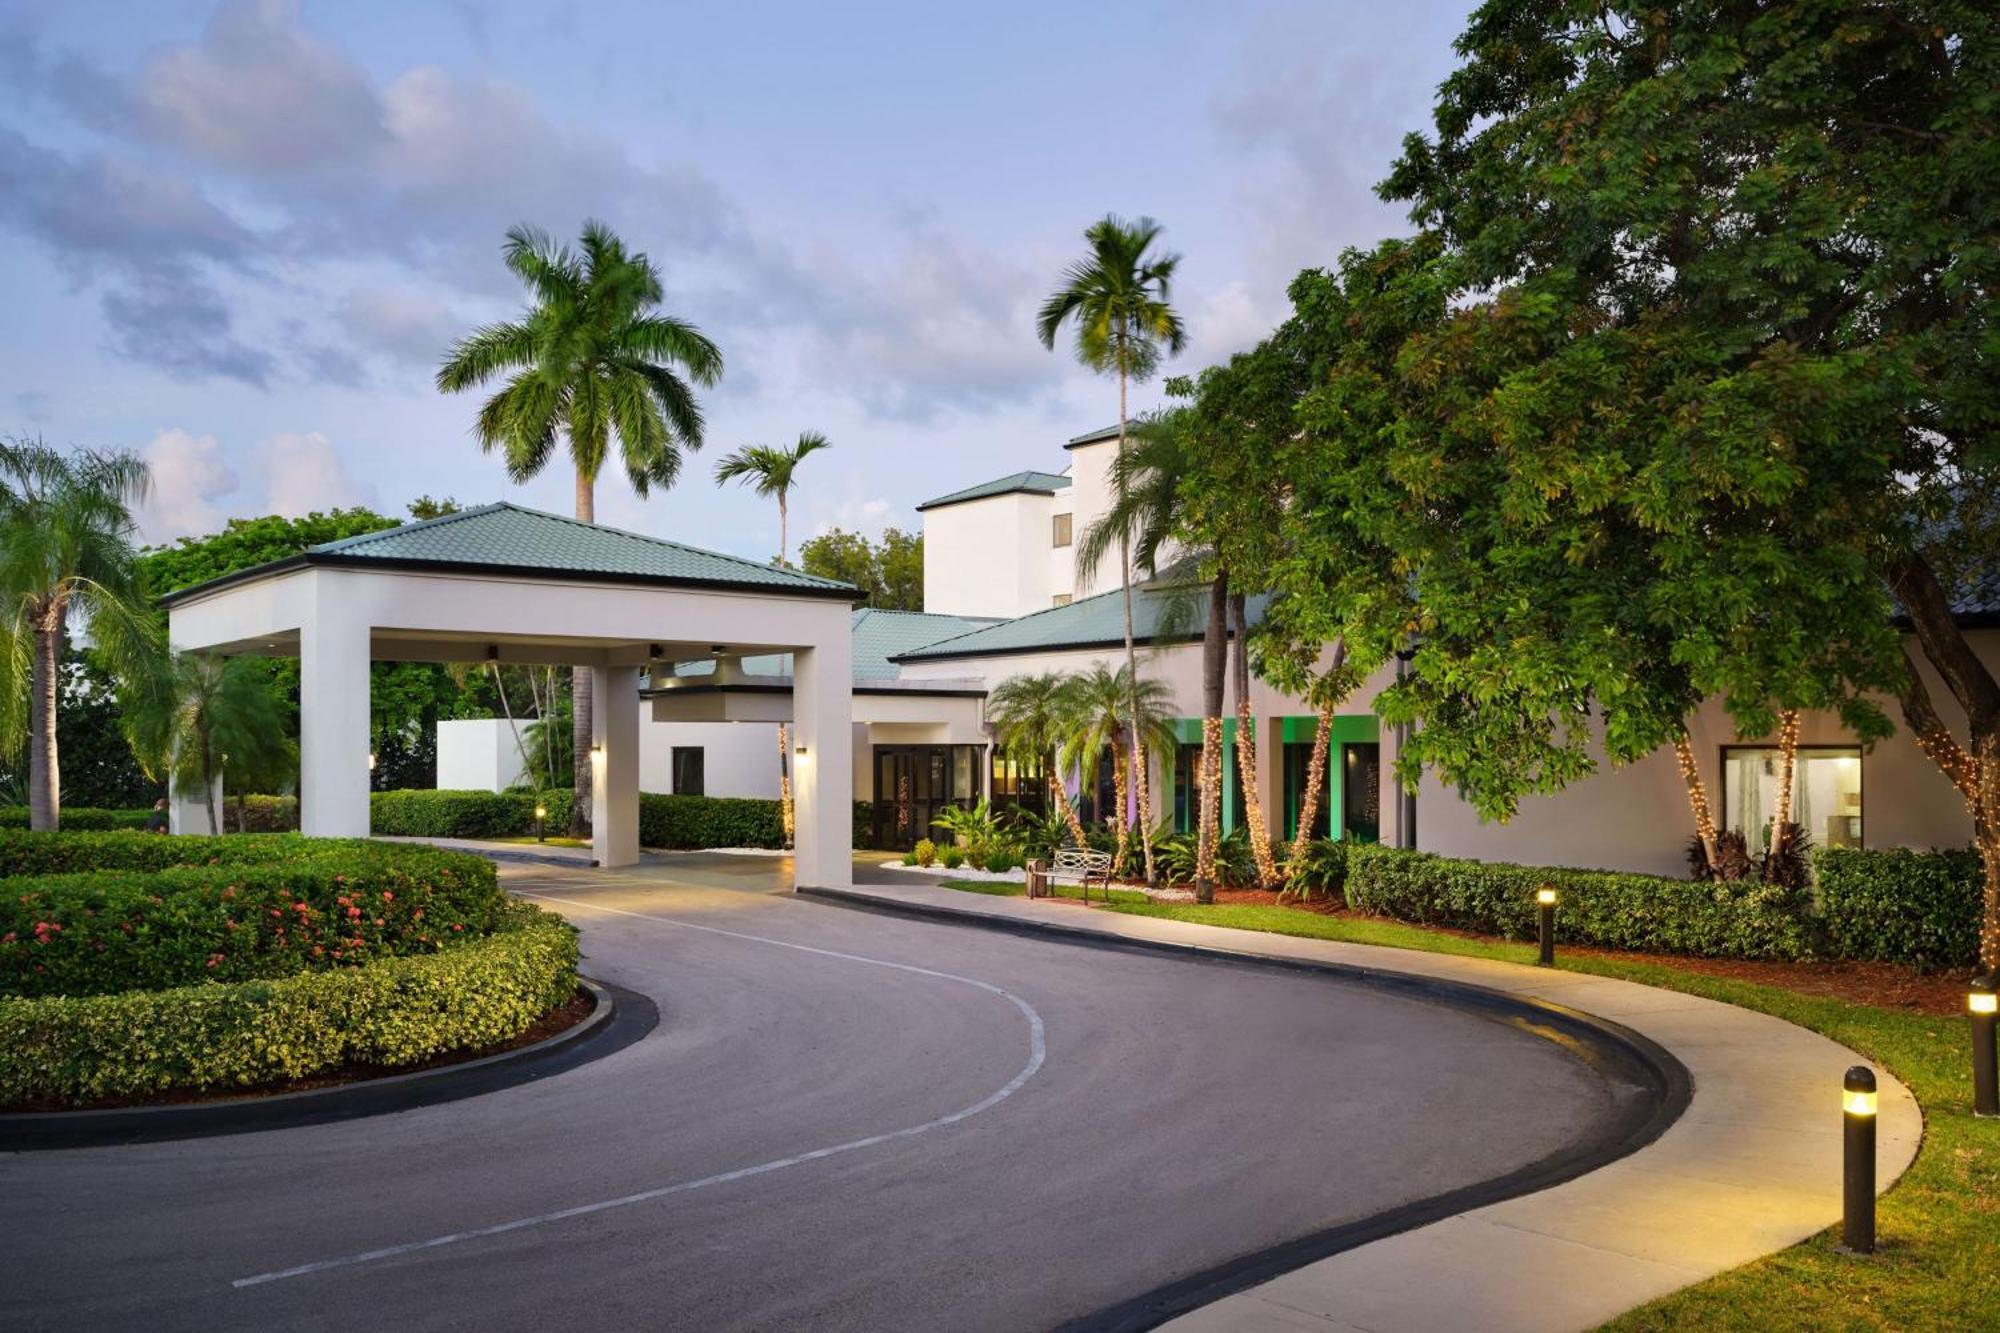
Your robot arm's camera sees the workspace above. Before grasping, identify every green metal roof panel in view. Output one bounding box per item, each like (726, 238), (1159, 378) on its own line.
(301, 502), (857, 596)
(895, 583), (1268, 661)
(670, 607), (997, 684)
(915, 471), (1071, 512)
(1064, 424), (1121, 448)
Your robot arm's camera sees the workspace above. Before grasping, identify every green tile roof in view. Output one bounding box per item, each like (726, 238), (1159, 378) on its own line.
(162, 502), (858, 604)
(895, 582), (1268, 662)
(1064, 424), (1121, 448)
(916, 471), (1070, 512)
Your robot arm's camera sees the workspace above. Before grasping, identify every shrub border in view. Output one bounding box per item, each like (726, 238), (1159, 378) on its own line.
(0, 975), (657, 1151)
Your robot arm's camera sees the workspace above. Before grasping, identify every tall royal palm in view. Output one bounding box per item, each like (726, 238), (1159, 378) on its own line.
(713, 431), (831, 567)
(438, 221), (722, 835)
(1038, 215), (1185, 884)
(0, 439), (160, 830)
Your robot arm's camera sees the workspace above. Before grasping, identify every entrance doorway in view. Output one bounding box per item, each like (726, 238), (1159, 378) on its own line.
(872, 744), (982, 850)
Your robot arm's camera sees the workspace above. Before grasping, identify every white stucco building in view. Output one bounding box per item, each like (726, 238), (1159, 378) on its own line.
(413, 431), (1988, 878)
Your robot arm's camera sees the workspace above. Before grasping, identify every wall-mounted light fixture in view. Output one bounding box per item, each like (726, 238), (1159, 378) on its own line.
(794, 745), (809, 756)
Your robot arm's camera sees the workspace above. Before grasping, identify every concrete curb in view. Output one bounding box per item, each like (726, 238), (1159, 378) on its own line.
(0, 976), (658, 1152)
(806, 880), (1923, 1333)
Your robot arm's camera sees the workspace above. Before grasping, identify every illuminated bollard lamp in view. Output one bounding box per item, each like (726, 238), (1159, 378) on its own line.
(1535, 886), (1557, 967)
(1842, 1066), (1878, 1255)
(534, 802), (548, 844)
(1971, 975), (1998, 1118)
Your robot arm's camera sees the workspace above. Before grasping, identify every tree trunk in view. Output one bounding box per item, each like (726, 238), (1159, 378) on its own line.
(1890, 554), (2000, 968)
(1195, 571), (1228, 902)
(1108, 740), (1130, 872)
(1049, 765), (1089, 850)
(27, 602), (60, 832)
(777, 723), (794, 847)
(1768, 709), (1800, 866)
(1674, 733), (1721, 872)
(1114, 364), (1157, 885)
(1283, 701), (1336, 889)
(1230, 593), (1280, 888)
(199, 721), (219, 836)
(570, 468), (595, 837)
(778, 493), (789, 567)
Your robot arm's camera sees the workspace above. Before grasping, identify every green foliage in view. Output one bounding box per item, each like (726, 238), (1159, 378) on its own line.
(798, 526), (924, 610)
(0, 806), (151, 831)
(1037, 215), (1187, 382)
(0, 834), (507, 997)
(139, 509), (398, 595)
(121, 653), (296, 831)
(365, 787), (867, 851)
(1282, 838), (1348, 900)
(0, 656), (157, 808)
(938, 846), (964, 870)
(913, 838), (937, 868)
(1345, 843), (1815, 961)
(713, 431), (830, 564)
(1819, 847), (1983, 970)
(437, 221), (722, 498)
(0, 906), (576, 1106)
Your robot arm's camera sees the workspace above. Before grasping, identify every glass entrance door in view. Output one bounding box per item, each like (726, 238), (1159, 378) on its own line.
(872, 745), (981, 850)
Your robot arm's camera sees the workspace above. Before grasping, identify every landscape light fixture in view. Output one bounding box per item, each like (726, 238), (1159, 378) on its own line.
(1971, 975), (1998, 1118)
(534, 803), (548, 843)
(1536, 886), (1557, 967)
(1842, 1066), (1877, 1254)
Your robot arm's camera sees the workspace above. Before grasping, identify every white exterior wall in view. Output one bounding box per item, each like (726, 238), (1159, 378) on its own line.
(1064, 440), (1118, 601)
(641, 721), (782, 798)
(1049, 485), (1076, 601)
(437, 718), (528, 791)
(923, 491), (1061, 619)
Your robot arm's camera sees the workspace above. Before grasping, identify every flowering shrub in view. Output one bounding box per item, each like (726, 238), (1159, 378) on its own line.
(0, 836), (506, 998)
(0, 905), (577, 1106)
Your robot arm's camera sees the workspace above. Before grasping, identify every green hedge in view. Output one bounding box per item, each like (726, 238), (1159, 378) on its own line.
(1344, 843), (1817, 960)
(1818, 846), (1983, 970)
(0, 835), (507, 998)
(0, 905), (578, 1107)
(0, 807), (153, 832)
(369, 788), (877, 850)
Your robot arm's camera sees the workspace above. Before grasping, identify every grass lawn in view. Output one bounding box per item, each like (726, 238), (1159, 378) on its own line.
(491, 835), (592, 849)
(1102, 900), (1996, 1330)
(940, 878), (1153, 906)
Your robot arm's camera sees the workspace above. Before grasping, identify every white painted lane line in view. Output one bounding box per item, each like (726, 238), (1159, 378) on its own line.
(230, 891), (1048, 1290)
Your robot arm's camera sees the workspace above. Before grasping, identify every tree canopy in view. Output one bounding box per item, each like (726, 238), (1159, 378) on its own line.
(798, 527), (923, 610)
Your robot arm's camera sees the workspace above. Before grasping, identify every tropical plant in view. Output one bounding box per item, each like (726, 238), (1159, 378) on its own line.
(121, 653), (294, 835)
(987, 671), (1089, 849)
(931, 798), (1009, 867)
(1057, 664), (1175, 872)
(0, 439), (161, 830)
(437, 220), (722, 837)
(712, 431), (831, 568)
(1038, 215), (1186, 886)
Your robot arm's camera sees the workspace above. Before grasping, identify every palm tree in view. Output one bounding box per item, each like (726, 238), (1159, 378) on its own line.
(1058, 664), (1175, 873)
(713, 432), (832, 567)
(1038, 215), (1186, 884)
(0, 439), (159, 830)
(438, 221), (723, 837)
(987, 671), (1089, 849)
(123, 654), (295, 835)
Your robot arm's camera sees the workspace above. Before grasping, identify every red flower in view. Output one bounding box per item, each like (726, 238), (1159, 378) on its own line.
(347, 906), (362, 919)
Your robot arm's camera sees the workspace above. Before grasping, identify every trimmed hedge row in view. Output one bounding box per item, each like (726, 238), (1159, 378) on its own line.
(1, 839), (508, 999)
(0, 905), (578, 1107)
(368, 788), (878, 850)
(1344, 843), (1818, 961)
(1818, 846), (1983, 970)
(0, 807), (153, 832)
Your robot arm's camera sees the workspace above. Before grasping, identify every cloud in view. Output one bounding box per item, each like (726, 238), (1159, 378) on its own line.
(335, 287), (461, 365)
(255, 430), (374, 517)
(135, 427), (237, 543)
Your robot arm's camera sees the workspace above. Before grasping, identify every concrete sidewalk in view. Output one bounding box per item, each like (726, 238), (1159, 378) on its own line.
(811, 878), (1922, 1333)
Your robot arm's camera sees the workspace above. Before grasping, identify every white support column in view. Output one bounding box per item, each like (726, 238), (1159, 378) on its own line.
(170, 772), (224, 836)
(791, 639), (853, 890)
(592, 664), (641, 868)
(299, 606), (372, 839)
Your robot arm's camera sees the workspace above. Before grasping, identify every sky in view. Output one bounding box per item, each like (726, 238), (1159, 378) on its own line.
(0, 0), (1477, 561)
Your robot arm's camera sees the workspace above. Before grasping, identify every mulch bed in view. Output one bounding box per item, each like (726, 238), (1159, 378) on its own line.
(1, 986), (597, 1115)
(1096, 885), (1976, 1016)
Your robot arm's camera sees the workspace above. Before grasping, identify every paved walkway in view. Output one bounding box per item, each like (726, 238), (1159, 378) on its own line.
(813, 877), (1923, 1333)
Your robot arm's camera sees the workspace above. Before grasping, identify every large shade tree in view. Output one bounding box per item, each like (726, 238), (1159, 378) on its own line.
(0, 440), (160, 830)
(1039, 215), (1186, 884)
(439, 221), (722, 836)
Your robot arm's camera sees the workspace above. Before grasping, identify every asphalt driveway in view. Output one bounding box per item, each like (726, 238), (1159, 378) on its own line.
(3, 856), (1641, 1331)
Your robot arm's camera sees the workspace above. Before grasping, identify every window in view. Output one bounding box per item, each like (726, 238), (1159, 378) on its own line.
(671, 746), (705, 796)
(1052, 513), (1073, 547)
(1052, 593), (1072, 607)
(1721, 746), (1861, 857)
(1281, 742), (1333, 842)
(1173, 742), (1204, 834)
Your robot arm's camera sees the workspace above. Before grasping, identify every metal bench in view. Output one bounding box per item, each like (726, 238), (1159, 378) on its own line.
(1034, 847), (1115, 902)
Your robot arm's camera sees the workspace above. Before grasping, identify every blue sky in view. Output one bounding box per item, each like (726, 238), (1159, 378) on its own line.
(0, 0), (1475, 559)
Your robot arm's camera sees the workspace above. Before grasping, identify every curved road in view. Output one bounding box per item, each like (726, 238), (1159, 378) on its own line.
(4, 857), (1643, 1331)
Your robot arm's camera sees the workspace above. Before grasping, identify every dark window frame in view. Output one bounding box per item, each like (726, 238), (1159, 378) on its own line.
(1717, 742), (1864, 852)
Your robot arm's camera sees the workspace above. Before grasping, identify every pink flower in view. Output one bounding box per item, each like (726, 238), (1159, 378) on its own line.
(347, 906), (362, 919)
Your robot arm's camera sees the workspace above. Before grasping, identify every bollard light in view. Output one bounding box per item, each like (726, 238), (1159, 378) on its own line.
(534, 803), (548, 844)
(1536, 886), (1557, 967)
(1842, 1065), (1877, 1254)
(1971, 975), (1998, 1118)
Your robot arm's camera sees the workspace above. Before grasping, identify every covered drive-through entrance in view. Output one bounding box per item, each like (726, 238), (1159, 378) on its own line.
(160, 503), (860, 888)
